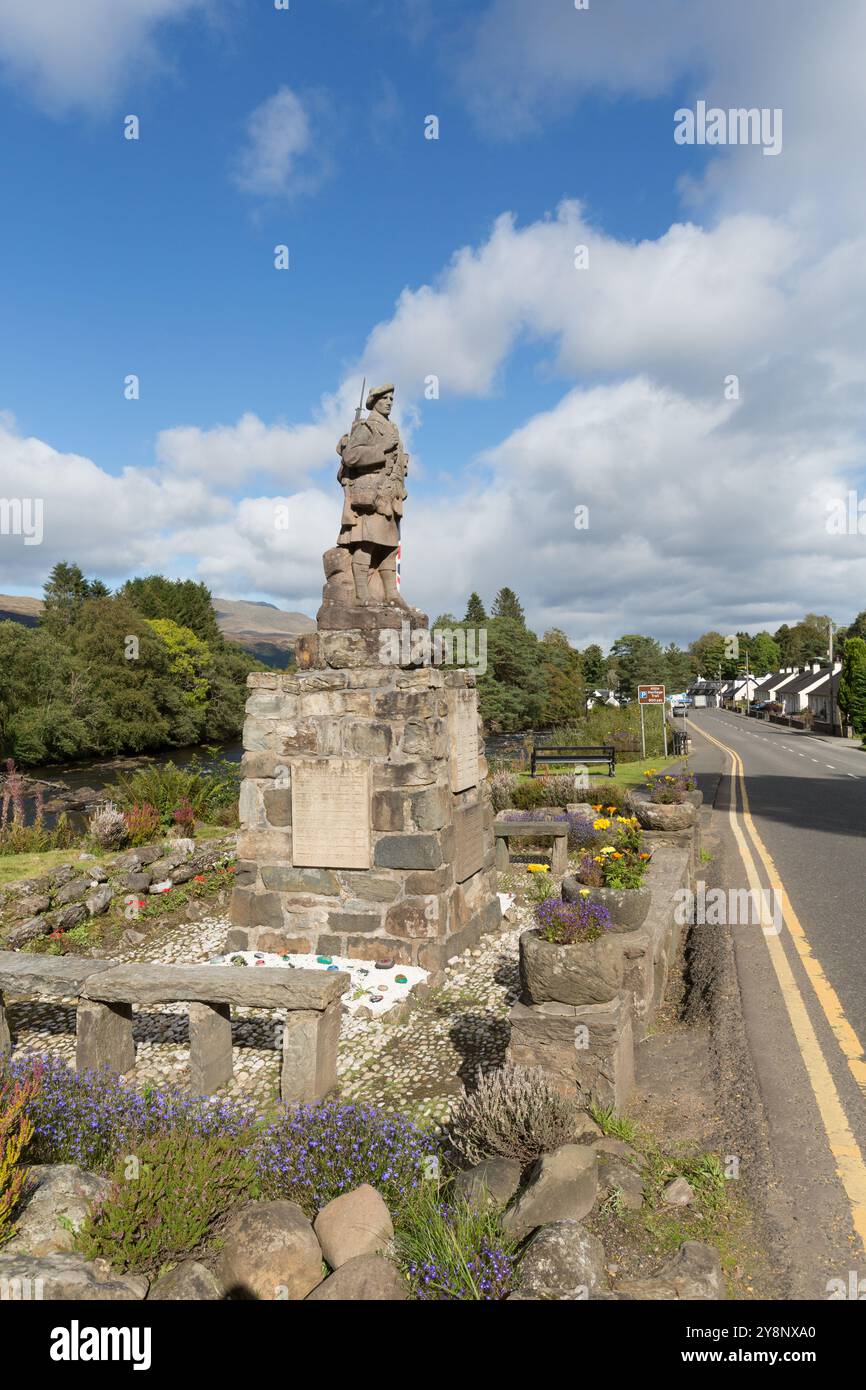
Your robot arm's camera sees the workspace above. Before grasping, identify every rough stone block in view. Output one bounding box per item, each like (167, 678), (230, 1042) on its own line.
(339, 872), (401, 903)
(280, 999), (341, 1103)
(507, 995), (634, 1111)
(76, 1000), (135, 1076)
(230, 889), (284, 930)
(343, 722), (393, 758)
(409, 785), (448, 831)
(0, 991), (10, 1060)
(405, 864), (453, 895)
(260, 866), (340, 895)
(263, 788), (292, 826)
(327, 909), (382, 934)
(371, 789), (406, 832)
(188, 1001), (233, 1095)
(374, 834), (442, 870)
(385, 898), (436, 939)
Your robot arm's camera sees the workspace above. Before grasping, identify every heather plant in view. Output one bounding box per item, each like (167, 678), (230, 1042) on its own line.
(171, 795), (196, 833)
(449, 1065), (579, 1167)
(254, 1101), (431, 1218)
(123, 801), (162, 846)
(0, 760), (75, 855)
(0, 1064), (40, 1247)
(395, 1177), (517, 1300)
(77, 1130), (259, 1273)
(88, 800), (128, 850)
(535, 896), (612, 944)
(489, 769), (518, 814)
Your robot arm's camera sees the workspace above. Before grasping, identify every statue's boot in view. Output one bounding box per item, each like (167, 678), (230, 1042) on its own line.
(352, 555), (373, 605)
(382, 569), (411, 610)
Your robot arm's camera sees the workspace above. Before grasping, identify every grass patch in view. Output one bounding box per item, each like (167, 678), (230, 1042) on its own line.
(588, 1104), (638, 1142)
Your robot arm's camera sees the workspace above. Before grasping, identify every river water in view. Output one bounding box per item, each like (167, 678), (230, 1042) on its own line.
(4, 741), (243, 829)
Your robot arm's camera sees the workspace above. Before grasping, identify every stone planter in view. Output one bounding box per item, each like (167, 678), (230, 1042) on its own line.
(629, 794), (696, 832)
(560, 877), (650, 932)
(519, 928), (623, 1007)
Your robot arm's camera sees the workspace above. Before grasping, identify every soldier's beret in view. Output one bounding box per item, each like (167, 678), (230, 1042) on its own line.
(365, 382), (395, 409)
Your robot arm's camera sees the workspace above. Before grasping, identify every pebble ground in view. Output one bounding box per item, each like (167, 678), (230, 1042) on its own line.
(7, 889), (536, 1127)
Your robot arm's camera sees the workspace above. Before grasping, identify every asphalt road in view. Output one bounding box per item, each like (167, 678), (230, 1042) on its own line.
(684, 708), (866, 1298)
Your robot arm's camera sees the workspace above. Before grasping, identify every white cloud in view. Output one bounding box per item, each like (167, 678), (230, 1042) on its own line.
(231, 87), (331, 200)
(0, 0), (206, 112)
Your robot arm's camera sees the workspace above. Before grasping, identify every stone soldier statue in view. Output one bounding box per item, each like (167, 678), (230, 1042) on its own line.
(336, 382), (410, 608)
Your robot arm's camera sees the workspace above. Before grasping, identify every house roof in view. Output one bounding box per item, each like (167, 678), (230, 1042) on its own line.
(781, 667), (834, 696)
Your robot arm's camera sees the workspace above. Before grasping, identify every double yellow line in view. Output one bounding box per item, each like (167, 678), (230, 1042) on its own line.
(692, 717), (866, 1251)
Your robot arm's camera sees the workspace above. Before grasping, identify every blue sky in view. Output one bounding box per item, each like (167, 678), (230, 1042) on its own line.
(2, 1), (865, 647)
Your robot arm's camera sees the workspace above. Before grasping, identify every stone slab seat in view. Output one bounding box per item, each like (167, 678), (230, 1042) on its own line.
(493, 819), (568, 877)
(81, 963), (349, 1010)
(0, 954), (348, 1106)
(0, 951), (113, 1000)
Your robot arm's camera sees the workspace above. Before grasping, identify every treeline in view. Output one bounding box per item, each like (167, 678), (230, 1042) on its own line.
(0, 564), (263, 765)
(431, 589), (698, 733)
(432, 593), (861, 734)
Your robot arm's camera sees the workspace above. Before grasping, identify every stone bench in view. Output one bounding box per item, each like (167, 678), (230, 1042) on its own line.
(494, 820), (568, 877)
(0, 953), (348, 1105)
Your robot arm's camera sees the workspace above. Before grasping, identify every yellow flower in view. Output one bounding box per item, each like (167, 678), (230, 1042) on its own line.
(579, 889), (591, 897)
(526, 863), (549, 873)
(591, 803), (603, 811)
(593, 818), (610, 830)
(606, 805), (617, 813)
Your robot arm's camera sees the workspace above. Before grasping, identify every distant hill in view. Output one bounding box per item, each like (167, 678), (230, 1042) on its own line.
(0, 593), (315, 668)
(210, 598), (315, 668)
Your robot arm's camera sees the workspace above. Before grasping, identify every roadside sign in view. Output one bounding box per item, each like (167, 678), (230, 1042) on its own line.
(638, 684), (665, 705)
(637, 684), (667, 758)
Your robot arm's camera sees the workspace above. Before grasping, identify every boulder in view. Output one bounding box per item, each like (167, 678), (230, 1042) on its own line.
(4, 1164), (111, 1257)
(213, 1200), (322, 1300)
(502, 1144), (598, 1240)
(54, 878), (92, 907)
(313, 1184), (394, 1269)
(453, 1157), (522, 1213)
(517, 1221), (607, 1299)
(615, 1242), (723, 1300)
(85, 885), (113, 917)
(49, 865), (79, 887)
(5, 917), (50, 948)
(597, 1156), (644, 1210)
(124, 873), (152, 893)
(662, 1176), (695, 1207)
(149, 1260), (223, 1300)
(306, 1254), (407, 1301)
(2, 893), (51, 923)
(43, 904), (87, 933)
(0, 1251), (147, 1300)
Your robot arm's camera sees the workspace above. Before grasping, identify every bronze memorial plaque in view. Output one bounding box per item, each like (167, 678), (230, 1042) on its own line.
(291, 759), (371, 868)
(454, 803), (485, 883)
(448, 689), (479, 793)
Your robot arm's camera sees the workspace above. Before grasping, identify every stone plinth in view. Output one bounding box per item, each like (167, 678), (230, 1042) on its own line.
(229, 658), (500, 977)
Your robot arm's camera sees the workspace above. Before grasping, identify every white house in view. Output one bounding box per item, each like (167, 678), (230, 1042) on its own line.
(780, 662), (842, 715)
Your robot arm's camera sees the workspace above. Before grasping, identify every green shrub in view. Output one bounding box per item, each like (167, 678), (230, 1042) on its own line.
(108, 758), (238, 828)
(76, 1130), (260, 1273)
(449, 1065), (579, 1167)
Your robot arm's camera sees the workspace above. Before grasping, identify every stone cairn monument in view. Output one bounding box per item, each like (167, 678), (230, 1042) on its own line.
(229, 383), (500, 978)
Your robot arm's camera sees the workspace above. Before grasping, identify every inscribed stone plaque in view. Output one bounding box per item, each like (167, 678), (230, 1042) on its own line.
(454, 804), (485, 883)
(448, 689), (479, 793)
(292, 759), (371, 869)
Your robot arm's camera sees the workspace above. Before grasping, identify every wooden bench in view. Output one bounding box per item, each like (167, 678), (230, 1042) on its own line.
(0, 953), (349, 1104)
(530, 744), (616, 777)
(494, 819), (569, 877)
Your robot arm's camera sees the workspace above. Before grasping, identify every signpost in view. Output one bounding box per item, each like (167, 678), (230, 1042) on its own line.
(637, 683), (667, 758)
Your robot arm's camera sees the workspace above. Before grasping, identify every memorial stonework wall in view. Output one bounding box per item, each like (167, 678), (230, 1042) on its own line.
(228, 658), (500, 977)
